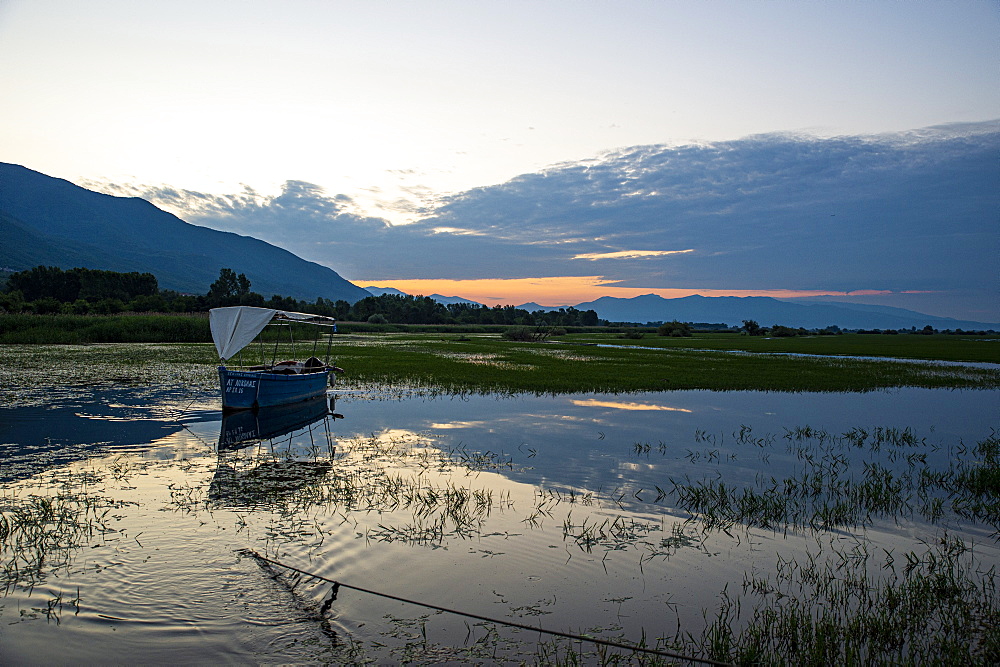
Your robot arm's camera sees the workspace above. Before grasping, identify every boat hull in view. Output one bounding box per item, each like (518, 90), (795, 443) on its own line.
(219, 367), (330, 411)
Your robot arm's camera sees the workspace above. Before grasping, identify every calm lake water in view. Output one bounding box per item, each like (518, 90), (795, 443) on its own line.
(1, 385), (997, 663)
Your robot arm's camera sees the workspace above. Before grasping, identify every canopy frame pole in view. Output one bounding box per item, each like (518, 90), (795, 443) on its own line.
(270, 325), (281, 368)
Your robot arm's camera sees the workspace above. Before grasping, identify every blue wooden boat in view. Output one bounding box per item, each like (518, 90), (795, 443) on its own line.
(210, 307), (342, 411)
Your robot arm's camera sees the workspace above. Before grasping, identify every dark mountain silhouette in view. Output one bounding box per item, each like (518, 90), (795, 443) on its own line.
(570, 294), (998, 330)
(0, 163), (370, 303)
(361, 286), (996, 330)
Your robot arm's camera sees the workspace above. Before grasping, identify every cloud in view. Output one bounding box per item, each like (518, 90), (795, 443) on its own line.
(84, 178), (392, 265)
(573, 249), (694, 260)
(85, 121), (999, 319)
(417, 121), (999, 294)
(431, 226), (487, 236)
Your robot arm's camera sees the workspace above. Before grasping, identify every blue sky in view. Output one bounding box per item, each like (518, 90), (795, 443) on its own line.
(1, 1), (997, 318)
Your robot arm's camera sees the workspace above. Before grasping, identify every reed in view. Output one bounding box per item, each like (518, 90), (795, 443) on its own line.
(661, 430), (1000, 533)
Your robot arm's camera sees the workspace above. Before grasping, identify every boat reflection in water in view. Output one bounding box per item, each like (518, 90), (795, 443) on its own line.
(210, 396), (343, 506)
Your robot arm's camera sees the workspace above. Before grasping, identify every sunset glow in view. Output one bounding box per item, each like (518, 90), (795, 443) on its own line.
(355, 276), (914, 308)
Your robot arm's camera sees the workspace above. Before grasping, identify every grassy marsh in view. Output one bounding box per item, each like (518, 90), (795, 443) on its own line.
(160, 421), (1000, 664)
(2, 333), (996, 402)
(2, 411), (998, 664)
(1, 337), (998, 663)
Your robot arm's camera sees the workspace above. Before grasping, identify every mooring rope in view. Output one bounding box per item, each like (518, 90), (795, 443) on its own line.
(239, 548), (733, 666)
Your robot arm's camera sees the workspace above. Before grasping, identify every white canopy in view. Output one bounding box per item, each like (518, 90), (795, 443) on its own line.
(209, 306), (337, 360)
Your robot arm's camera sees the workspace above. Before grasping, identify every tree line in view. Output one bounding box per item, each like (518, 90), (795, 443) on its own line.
(0, 265), (604, 327)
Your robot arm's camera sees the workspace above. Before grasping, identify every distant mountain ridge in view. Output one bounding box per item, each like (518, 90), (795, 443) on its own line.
(378, 288), (998, 330)
(571, 294), (999, 330)
(0, 163), (370, 303)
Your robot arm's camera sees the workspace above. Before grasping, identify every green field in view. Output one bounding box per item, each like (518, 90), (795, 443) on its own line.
(1, 328), (997, 399)
(331, 332), (1000, 393)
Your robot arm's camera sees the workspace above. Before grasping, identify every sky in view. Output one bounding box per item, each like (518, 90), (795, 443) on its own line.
(1, 1), (998, 318)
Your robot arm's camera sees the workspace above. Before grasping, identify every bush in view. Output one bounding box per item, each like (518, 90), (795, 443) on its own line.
(502, 326), (550, 342)
(67, 299), (91, 315)
(31, 297), (63, 315)
(657, 320), (693, 337)
(367, 313), (388, 324)
(93, 298), (126, 314)
(0, 290), (26, 313)
(620, 329), (645, 340)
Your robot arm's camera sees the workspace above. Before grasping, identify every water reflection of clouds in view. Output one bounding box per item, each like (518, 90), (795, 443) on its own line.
(429, 421), (491, 429)
(570, 399), (693, 412)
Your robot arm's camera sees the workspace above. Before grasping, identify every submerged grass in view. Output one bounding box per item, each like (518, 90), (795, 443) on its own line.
(193, 421), (1000, 664)
(1, 334), (998, 662)
(656, 429), (1000, 534)
(331, 334), (1000, 392)
(530, 536), (999, 665)
(689, 535), (1000, 665)
(3, 414), (998, 664)
(0, 466), (129, 594)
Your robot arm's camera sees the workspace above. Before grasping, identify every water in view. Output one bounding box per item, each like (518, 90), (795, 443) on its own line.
(1, 385), (997, 663)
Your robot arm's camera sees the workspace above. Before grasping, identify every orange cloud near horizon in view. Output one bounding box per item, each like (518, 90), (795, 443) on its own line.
(352, 276), (914, 307)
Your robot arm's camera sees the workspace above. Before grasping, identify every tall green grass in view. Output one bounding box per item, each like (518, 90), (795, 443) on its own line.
(0, 313), (211, 344)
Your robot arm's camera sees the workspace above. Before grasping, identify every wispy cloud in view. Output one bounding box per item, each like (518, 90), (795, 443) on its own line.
(431, 227), (487, 236)
(573, 249), (694, 260)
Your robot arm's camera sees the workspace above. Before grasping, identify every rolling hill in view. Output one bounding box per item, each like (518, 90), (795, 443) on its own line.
(0, 163), (370, 303)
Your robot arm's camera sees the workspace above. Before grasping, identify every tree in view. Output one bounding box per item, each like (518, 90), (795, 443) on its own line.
(742, 319), (762, 336)
(207, 268), (253, 307)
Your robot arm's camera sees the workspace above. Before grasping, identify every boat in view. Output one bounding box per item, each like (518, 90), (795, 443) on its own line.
(210, 306), (343, 411)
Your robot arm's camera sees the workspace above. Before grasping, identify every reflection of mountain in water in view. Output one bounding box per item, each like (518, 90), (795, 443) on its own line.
(210, 397), (342, 507)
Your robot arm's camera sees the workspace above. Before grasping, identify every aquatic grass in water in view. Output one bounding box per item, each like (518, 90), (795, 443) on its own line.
(0, 467), (130, 594)
(646, 427), (1000, 534)
(1, 365), (997, 663)
(687, 536), (1000, 665)
(201, 421), (998, 663)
